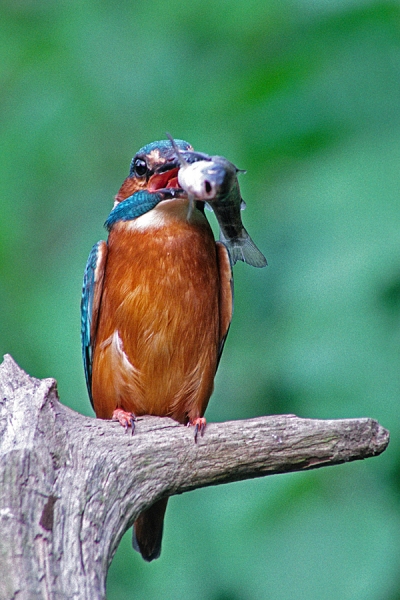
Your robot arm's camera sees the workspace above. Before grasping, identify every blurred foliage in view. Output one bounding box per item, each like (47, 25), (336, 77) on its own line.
(1, 0), (400, 598)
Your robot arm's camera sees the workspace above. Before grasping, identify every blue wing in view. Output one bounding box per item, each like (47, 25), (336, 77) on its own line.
(81, 240), (107, 407)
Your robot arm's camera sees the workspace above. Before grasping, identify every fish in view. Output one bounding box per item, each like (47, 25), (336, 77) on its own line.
(167, 135), (267, 268)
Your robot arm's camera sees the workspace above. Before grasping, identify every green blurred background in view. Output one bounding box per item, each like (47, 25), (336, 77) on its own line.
(1, 0), (400, 597)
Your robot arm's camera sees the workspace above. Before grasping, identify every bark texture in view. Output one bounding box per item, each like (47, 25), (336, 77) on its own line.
(0, 354), (389, 600)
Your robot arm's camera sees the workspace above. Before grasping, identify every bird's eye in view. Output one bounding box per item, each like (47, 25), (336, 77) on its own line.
(133, 158), (147, 177)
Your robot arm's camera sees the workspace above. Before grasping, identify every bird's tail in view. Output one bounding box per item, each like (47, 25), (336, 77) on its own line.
(132, 498), (168, 561)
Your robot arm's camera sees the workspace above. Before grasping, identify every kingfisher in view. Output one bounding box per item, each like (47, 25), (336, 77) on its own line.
(81, 139), (233, 561)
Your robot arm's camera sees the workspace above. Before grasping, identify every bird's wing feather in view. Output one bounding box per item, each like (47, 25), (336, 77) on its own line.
(216, 241), (233, 367)
(81, 240), (108, 407)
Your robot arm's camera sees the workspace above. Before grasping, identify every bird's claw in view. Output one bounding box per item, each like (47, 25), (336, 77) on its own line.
(187, 417), (206, 442)
(112, 409), (136, 435)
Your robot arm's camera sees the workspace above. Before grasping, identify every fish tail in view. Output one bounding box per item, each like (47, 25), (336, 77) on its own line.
(220, 228), (267, 268)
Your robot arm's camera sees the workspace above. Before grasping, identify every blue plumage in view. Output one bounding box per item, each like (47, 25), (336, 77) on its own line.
(81, 241), (103, 407)
(136, 138), (191, 158)
(104, 191), (165, 231)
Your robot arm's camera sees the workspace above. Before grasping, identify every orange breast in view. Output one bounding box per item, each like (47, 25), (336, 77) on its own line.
(91, 202), (221, 424)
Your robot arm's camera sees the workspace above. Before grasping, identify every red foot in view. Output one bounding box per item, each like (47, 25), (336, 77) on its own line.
(187, 417), (206, 442)
(112, 409), (136, 435)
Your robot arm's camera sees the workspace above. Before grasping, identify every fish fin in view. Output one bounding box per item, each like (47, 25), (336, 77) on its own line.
(220, 228), (267, 268)
(166, 132), (188, 167)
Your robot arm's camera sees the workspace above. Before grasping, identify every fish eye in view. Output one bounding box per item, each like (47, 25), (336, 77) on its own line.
(133, 157), (147, 177)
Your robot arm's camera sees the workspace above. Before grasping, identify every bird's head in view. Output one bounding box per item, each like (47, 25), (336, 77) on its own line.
(114, 139), (194, 205)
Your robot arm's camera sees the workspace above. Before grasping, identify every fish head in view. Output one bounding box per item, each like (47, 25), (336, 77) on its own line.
(178, 156), (238, 201)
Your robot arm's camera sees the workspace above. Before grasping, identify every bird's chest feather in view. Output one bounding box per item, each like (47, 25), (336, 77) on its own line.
(92, 205), (221, 419)
(102, 211), (219, 332)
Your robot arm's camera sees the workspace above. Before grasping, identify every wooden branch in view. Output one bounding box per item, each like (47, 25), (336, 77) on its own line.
(0, 354), (389, 600)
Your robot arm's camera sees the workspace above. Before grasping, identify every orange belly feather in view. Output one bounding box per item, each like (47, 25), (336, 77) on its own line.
(91, 201), (221, 424)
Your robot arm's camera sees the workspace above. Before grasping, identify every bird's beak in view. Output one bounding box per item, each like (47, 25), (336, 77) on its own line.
(147, 151), (211, 193)
(147, 167), (180, 192)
